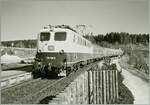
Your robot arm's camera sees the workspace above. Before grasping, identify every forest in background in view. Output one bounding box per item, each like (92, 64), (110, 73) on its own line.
(84, 32), (149, 47)
(1, 32), (149, 48)
(1, 39), (37, 48)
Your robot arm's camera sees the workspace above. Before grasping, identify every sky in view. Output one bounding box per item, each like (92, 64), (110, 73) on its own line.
(1, 0), (149, 41)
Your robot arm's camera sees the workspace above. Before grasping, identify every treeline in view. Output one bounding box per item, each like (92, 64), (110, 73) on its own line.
(1, 32), (149, 48)
(1, 39), (37, 48)
(84, 32), (149, 47)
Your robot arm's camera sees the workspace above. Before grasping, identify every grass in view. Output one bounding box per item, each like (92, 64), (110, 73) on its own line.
(115, 72), (134, 104)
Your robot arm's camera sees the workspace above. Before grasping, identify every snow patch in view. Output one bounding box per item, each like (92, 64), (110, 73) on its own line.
(1, 53), (22, 64)
(114, 59), (149, 104)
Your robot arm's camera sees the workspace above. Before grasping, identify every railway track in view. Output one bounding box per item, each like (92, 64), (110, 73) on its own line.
(1, 64), (33, 89)
(1, 77), (62, 104)
(1, 72), (32, 89)
(2, 77), (39, 91)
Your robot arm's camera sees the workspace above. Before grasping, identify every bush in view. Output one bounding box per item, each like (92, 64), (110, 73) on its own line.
(127, 49), (149, 75)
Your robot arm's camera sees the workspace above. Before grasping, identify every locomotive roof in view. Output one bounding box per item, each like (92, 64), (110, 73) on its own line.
(40, 27), (76, 33)
(40, 25), (77, 33)
(39, 25), (91, 44)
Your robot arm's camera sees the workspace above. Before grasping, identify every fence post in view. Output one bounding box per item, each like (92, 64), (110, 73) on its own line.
(88, 71), (91, 104)
(113, 70), (116, 102)
(106, 70), (110, 103)
(95, 70), (98, 104)
(99, 70), (103, 104)
(103, 70), (107, 104)
(97, 70), (100, 104)
(110, 70), (113, 102)
(115, 70), (119, 99)
(93, 71), (96, 104)
(85, 72), (89, 104)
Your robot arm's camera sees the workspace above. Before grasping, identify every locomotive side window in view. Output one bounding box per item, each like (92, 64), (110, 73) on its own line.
(77, 37), (79, 44)
(40, 32), (50, 41)
(73, 35), (76, 43)
(54, 32), (66, 41)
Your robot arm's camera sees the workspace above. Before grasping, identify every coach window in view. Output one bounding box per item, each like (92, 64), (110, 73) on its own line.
(54, 32), (67, 41)
(73, 35), (76, 43)
(82, 39), (84, 45)
(79, 37), (81, 45)
(77, 37), (79, 44)
(40, 32), (50, 41)
(83, 40), (84, 46)
(88, 43), (90, 47)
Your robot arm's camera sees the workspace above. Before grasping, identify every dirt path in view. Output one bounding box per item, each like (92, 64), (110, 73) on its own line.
(112, 59), (149, 104)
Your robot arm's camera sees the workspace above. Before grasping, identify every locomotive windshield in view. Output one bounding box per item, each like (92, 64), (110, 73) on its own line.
(40, 32), (50, 41)
(54, 32), (66, 41)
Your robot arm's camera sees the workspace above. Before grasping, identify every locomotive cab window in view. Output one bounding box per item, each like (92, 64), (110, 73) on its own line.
(54, 32), (67, 41)
(40, 32), (50, 41)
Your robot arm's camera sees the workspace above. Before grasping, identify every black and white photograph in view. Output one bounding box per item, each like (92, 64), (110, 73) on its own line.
(1, 0), (149, 104)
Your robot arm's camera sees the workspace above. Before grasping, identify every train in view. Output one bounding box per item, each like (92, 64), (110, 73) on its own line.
(32, 25), (123, 78)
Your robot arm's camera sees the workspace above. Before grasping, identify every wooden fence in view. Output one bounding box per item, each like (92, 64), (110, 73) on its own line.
(88, 69), (118, 104)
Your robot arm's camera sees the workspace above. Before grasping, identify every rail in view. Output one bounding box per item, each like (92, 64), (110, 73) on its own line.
(1, 72), (32, 89)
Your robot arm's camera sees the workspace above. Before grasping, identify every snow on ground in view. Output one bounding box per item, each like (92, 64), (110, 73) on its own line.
(1, 53), (22, 64)
(122, 68), (149, 104)
(1, 70), (26, 79)
(113, 59), (149, 104)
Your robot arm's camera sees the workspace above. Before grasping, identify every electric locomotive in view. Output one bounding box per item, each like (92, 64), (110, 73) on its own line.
(32, 25), (123, 78)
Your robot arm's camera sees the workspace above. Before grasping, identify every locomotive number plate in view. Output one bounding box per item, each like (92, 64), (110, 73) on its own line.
(46, 57), (56, 60)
